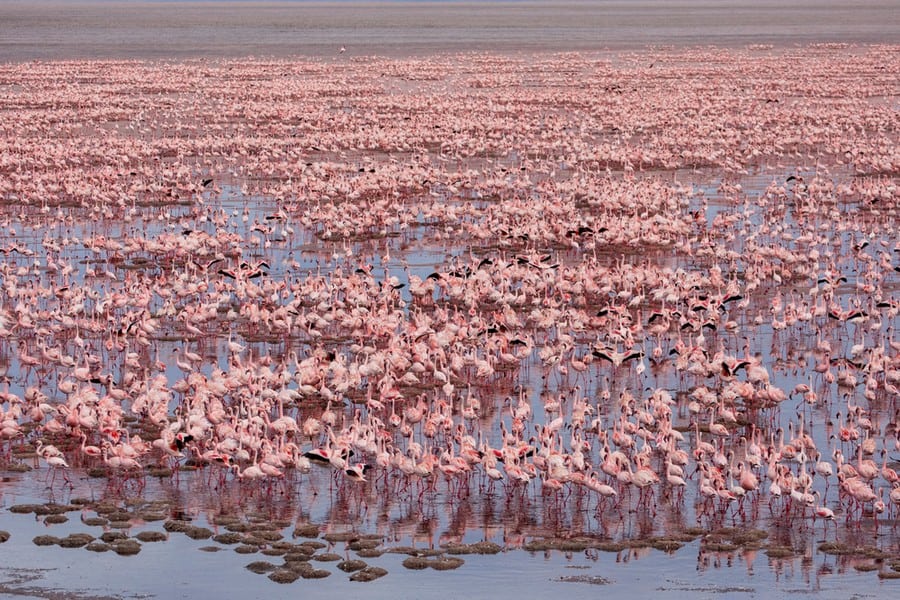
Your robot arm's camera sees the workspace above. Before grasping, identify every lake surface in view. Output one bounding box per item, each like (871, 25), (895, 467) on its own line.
(0, 3), (899, 600)
(1, 0), (898, 61)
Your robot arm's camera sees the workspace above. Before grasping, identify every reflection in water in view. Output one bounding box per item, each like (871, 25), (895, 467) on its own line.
(0, 44), (898, 598)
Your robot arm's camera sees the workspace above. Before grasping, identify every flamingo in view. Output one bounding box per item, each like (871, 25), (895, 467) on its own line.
(344, 462), (371, 483)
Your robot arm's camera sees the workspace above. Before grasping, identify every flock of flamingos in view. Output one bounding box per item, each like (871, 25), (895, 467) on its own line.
(0, 43), (899, 570)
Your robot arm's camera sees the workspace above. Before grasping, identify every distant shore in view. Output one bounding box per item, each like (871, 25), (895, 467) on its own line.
(1, 0), (898, 62)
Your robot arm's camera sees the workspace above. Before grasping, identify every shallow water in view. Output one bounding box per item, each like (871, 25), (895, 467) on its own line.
(0, 472), (894, 600)
(0, 4), (899, 599)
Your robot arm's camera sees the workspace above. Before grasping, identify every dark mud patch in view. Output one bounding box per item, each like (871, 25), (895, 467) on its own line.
(300, 568), (331, 579)
(765, 546), (796, 559)
(92, 504), (121, 516)
(145, 467), (173, 478)
(350, 566), (388, 582)
(703, 528), (768, 550)
(661, 582), (755, 594)
(283, 560), (313, 574)
(558, 575), (612, 585)
(111, 540), (142, 555)
(44, 514), (69, 525)
(402, 556), (430, 570)
(246, 520), (282, 532)
(649, 539), (684, 553)
(104, 511), (132, 522)
(138, 512), (167, 522)
(298, 540), (326, 551)
(444, 541), (503, 555)
(310, 552), (341, 562)
(163, 519), (192, 533)
(0, 567), (125, 600)
(322, 531), (358, 543)
(702, 542), (739, 552)
(4, 463), (32, 473)
(268, 569), (301, 584)
(291, 524), (320, 538)
(429, 556), (464, 570)
(594, 541), (630, 552)
(389, 546), (445, 557)
(524, 538), (598, 552)
(817, 542), (887, 557)
(284, 550), (315, 562)
(399, 554), (464, 571)
(349, 538), (382, 551)
(184, 526), (213, 540)
(271, 541), (297, 550)
(337, 559), (367, 572)
(135, 531), (167, 542)
(244, 529), (283, 542)
(246, 561), (278, 574)
(33, 535), (61, 546)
